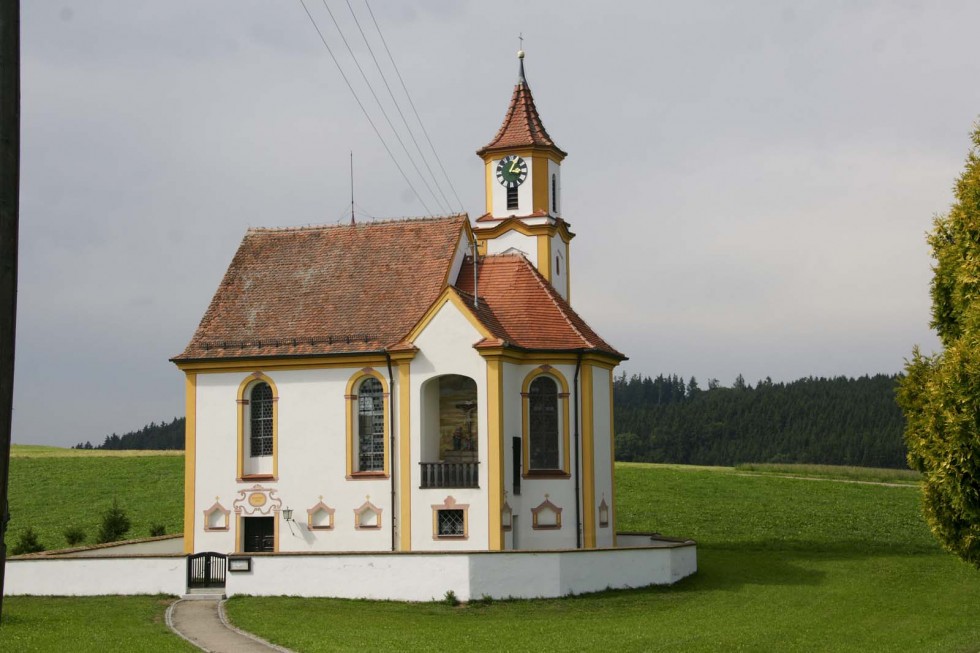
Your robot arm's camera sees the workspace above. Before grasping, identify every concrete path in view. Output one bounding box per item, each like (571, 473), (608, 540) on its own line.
(167, 598), (296, 653)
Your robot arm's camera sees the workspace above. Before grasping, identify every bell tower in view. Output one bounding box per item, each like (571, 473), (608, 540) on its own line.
(474, 50), (574, 302)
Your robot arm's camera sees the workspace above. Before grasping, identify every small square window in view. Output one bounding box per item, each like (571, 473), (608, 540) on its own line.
(437, 509), (465, 537)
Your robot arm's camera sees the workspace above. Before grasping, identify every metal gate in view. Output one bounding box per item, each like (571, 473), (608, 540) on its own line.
(187, 552), (227, 589)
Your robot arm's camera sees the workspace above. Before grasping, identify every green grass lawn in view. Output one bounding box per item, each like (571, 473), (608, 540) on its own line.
(225, 464), (980, 652)
(6, 446), (184, 551)
(1, 454), (979, 651)
(0, 596), (196, 652)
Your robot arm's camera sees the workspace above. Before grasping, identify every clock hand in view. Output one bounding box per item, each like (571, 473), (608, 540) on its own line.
(509, 160), (520, 174)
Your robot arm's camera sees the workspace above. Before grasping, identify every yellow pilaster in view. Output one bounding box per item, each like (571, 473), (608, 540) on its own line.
(487, 358), (505, 550)
(398, 362), (412, 550)
(183, 373), (197, 553)
(537, 234), (552, 282)
(485, 159), (494, 214)
(609, 370), (617, 546)
(581, 364), (596, 548)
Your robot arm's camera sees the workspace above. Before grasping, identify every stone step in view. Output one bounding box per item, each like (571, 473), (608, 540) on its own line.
(182, 591), (226, 600)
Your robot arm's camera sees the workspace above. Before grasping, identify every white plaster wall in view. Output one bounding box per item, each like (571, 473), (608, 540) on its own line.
(193, 367), (394, 555)
(62, 536), (184, 557)
(591, 367), (615, 548)
(483, 229), (535, 266)
(4, 543), (696, 598)
(550, 234), (569, 300)
(447, 230), (470, 285)
(490, 156), (534, 218)
(506, 361), (580, 551)
(226, 554), (472, 602)
(226, 543), (696, 600)
(5, 557), (186, 596)
(409, 299), (489, 551)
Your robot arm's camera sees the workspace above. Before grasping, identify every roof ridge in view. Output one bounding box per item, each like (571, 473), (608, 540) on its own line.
(247, 214), (467, 234)
(515, 256), (595, 349)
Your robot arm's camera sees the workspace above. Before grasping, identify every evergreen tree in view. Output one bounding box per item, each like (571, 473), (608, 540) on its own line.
(97, 499), (132, 543)
(897, 122), (980, 567)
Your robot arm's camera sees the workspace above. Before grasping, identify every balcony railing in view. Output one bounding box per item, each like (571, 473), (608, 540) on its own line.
(420, 461), (480, 489)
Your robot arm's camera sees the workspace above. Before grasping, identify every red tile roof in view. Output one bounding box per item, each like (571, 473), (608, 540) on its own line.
(455, 254), (624, 358)
(476, 77), (566, 159)
(173, 215), (468, 361)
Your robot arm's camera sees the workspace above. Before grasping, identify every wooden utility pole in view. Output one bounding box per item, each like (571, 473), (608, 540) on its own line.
(0, 0), (20, 623)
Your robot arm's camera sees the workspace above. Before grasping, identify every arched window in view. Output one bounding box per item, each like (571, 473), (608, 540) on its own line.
(249, 382), (274, 457)
(357, 377), (385, 472)
(528, 376), (559, 469)
(237, 373), (278, 480)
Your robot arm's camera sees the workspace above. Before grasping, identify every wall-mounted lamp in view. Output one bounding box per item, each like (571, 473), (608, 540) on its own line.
(598, 498), (609, 528)
(501, 502), (513, 531)
(282, 506), (294, 522)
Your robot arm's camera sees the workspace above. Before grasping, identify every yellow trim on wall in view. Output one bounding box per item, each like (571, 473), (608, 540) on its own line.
(183, 373), (197, 553)
(236, 372), (280, 481)
(472, 217), (574, 243)
(398, 361), (412, 551)
(274, 510), (280, 552)
(174, 351), (416, 374)
(520, 366), (571, 477)
(536, 234), (552, 282)
(486, 358), (505, 550)
(531, 155), (550, 215)
(581, 364), (596, 548)
(609, 370), (618, 546)
(477, 349), (624, 368)
(344, 368), (391, 478)
(480, 147), (565, 166)
(485, 160), (494, 215)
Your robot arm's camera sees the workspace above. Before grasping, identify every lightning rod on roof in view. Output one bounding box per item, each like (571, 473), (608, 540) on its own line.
(350, 151), (355, 225)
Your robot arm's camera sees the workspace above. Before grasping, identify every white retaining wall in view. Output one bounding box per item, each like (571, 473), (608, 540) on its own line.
(4, 541), (696, 600)
(226, 542), (697, 600)
(5, 555), (187, 596)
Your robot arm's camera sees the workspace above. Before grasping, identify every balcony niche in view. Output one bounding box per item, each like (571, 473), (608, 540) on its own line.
(420, 374), (479, 489)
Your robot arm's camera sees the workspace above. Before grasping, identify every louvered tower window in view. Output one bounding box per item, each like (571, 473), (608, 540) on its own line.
(507, 185), (519, 211)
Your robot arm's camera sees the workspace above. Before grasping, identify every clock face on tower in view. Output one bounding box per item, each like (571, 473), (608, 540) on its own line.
(496, 155), (528, 188)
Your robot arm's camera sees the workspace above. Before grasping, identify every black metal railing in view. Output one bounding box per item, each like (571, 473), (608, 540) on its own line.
(420, 461), (480, 488)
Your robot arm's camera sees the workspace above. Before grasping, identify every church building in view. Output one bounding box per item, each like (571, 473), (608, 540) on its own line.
(172, 52), (626, 555)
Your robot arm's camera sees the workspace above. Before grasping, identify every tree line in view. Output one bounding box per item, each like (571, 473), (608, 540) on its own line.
(614, 373), (907, 468)
(72, 417), (184, 451)
(73, 373), (908, 469)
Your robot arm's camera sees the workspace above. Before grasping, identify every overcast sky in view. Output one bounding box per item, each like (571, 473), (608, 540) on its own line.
(14, 1), (980, 446)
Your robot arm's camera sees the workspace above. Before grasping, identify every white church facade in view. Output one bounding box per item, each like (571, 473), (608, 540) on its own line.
(173, 54), (623, 556)
(6, 55), (695, 602)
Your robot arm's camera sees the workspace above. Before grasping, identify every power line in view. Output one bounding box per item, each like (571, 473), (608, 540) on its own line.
(345, 0), (454, 215)
(319, 0), (450, 215)
(297, 0), (434, 216)
(363, 0), (465, 213)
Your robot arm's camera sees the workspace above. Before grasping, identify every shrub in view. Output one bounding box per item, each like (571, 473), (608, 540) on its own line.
(63, 525), (86, 546)
(97, 499), (132, 544)
(149, 524), (166, 537)
(12, 527), (45, 555)
(443, 590), (460, 606)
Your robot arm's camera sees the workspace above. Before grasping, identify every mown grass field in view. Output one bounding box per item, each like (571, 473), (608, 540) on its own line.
(5, 445), (184, 550)
(1, 451), (979, 652)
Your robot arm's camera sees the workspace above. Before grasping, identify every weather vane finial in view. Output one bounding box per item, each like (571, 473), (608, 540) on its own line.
(517, 32), (526, 83)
